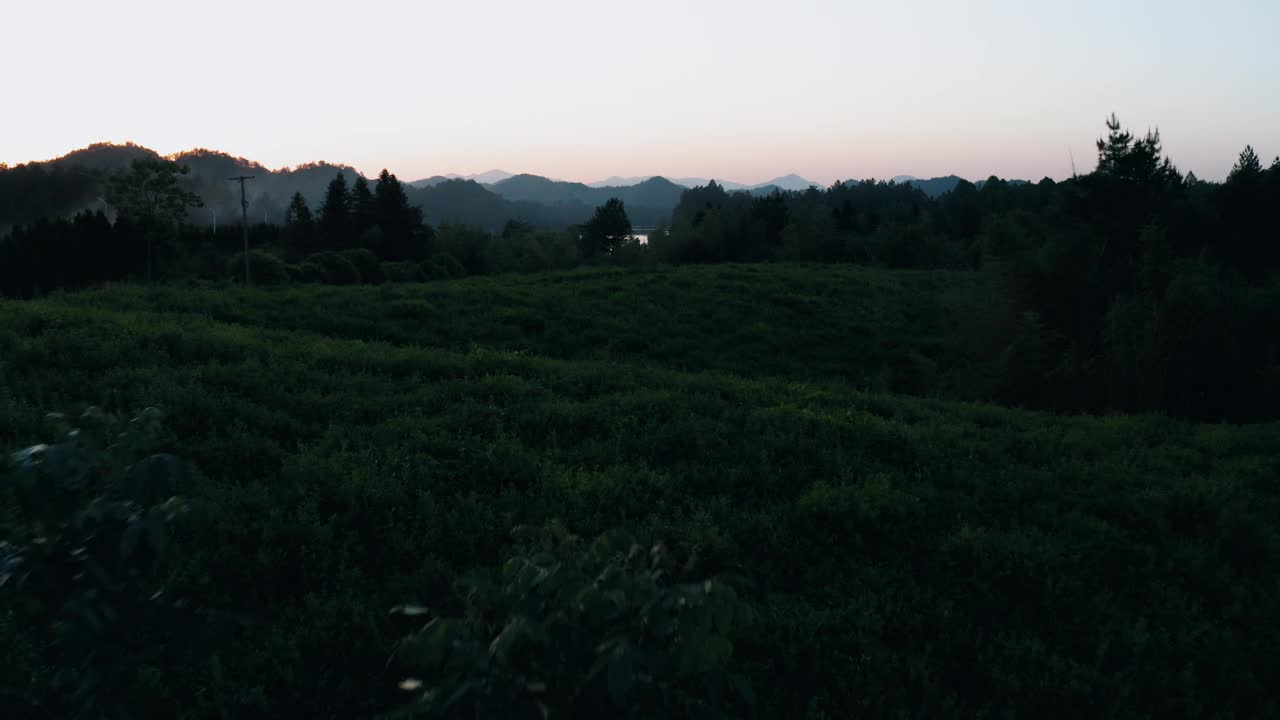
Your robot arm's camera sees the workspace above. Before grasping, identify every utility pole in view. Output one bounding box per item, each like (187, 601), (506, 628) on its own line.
(229, 175), (255, 284)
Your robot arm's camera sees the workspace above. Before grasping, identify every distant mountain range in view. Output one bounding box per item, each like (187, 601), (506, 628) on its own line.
(587, 174), (820, 192)
(4, 142), (1029, 233)
(409, 169), (516, 187)
(419, 172), (823, 193)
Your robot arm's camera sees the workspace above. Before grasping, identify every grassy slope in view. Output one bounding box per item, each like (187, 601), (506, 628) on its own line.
(1, 264), (1278, 717)
(49, 263), (986, 395)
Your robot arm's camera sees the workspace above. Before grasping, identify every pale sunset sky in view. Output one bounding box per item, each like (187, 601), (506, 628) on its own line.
(2, 0), (1277, 184)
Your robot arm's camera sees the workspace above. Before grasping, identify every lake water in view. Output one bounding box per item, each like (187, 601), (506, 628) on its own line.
(630, 228), (656, 245)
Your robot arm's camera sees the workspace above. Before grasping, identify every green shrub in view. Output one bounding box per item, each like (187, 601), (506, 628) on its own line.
(297, 260), (326, 283)
(339, 248), (386, 284)
(304, 251), (362, 284)
(226, 250), (291, 285)
(383, 261), (426, 283)
(426, 252), (466, 279)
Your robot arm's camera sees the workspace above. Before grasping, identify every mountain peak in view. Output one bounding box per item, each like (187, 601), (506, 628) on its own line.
(757, 174), (819, 191)
(461, 169), (515, 184)
(409, 169), (515, 188)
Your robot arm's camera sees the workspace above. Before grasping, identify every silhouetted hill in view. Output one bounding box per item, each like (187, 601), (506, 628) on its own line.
(408, 175), (453, 188)
(487, 174), (684, 226)
(5, 142), (821, 232)
(907, 175), (965, 197)
(50, 142), (161, 170)
(588, 176), (653, 188)
(407, 179), (606, 231)
(167, 149), (363, 226)
(490, 174), (593, 204)
(625, 177), (687, 210)
(464, 169), (516, 184)
(3, 141), (1029, 234)
(0, 143), (167, 232)
(408, 170), (514, 188)
(757, 174), (820, 191)
(410, 179), (518, 231)
(588, 175), (747, 190)
(588, 175), (814, 191)
(682, 178), (751, 191)
(4, 143), (606, 232)
(1, 143), (365, 228)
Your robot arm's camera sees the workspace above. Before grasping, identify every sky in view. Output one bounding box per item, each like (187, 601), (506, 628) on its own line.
(2, 0), (1278, 184)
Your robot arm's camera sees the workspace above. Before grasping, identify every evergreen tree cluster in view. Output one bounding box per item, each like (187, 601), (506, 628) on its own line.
(299, 169), (432, 261)
(646, 118), (1280, 420)
(0, 211), (142, 297)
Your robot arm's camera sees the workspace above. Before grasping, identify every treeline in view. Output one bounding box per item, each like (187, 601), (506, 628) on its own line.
(3, 116), (1278, 419)
(0, 161), (104, 233)
(645, 118), (1280, 421)
(0, 166), (643, 294)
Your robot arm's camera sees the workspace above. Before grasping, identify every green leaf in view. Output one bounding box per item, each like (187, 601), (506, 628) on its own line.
(490, 616), (538, 662)
(390, 604), (431, 617)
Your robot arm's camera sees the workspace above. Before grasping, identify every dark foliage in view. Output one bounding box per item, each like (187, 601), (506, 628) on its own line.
(0, 408), (214, 719)
(0, 284), (1278, 718)
(391, 527), (754, 719)
(580, 198), (632, 259)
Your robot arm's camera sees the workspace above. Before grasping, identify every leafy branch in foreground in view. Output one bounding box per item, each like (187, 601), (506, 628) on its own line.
(1, 408), (210, 720)
(390, 525), (756, 720)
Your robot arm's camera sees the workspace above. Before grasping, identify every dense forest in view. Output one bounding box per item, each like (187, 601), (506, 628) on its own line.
(2, 118), (1280, 718)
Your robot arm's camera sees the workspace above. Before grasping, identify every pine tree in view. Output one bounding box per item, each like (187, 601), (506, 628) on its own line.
(1095, 114), (1133, 177)
(374, 169), (424, 260)
(285, 192), (313, 227)
(1095, 114), (1170, 183)
(318, 172), (351, 249)
(284, 192), (316, 253)
(1228, 145), (1263, 182)
(350, 176), (376, 240)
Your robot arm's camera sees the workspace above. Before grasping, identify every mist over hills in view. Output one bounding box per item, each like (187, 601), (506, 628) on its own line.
(3, 142), (1027, 232)
(408, 169), (515, 188)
